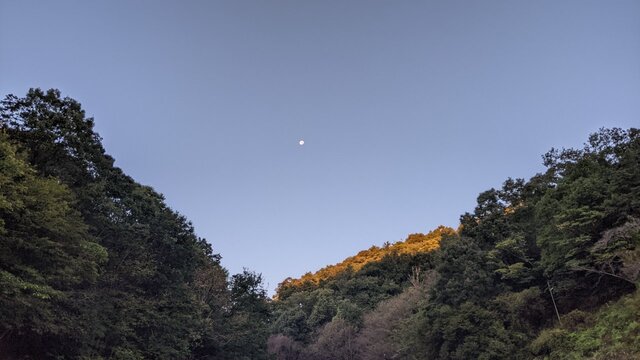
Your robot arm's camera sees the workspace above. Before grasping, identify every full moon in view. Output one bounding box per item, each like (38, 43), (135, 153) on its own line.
(299, 140), (305, 146)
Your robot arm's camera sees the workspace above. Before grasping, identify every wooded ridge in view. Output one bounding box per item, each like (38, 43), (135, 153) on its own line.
(1, 89), (638, 359)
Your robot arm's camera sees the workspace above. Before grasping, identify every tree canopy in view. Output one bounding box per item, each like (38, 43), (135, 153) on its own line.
(2, 89), (639, 359)
(0, 89), (271, 359)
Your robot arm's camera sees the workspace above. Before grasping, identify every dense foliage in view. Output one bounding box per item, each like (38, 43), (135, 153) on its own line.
(0, 89), (270, 359)
(269, 127), (640, 359)
(278, 226), (452, 292)
(2, 89), (639, 359)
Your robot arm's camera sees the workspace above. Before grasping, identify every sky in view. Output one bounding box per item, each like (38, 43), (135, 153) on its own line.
(1, 0), (639, 294)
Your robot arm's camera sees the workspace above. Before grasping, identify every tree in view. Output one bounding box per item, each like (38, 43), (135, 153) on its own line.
(0, 135), (107, 357)
(422, 302), (518, 360)
(267, 334), (304, 360)
(536, 128), (640, 307)
(222, 270), (271, 359)
(430, 235), (499, 307)
(356, 271), (435, 360)
(1, 89), (232, 358)
(306, 318), (358, 360)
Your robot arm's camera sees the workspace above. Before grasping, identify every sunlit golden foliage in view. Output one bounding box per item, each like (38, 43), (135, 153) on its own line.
(280, 226), (454, 292)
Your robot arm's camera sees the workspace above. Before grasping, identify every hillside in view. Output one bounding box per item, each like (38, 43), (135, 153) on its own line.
(0, 89), (272, 359)
(278, 225), (455, 291)
(268, 127), (640, 360)
(531, 288), (640, 359)
(2, 89), (639, 360)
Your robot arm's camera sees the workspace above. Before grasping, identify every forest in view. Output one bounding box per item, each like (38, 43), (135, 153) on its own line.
(1, 89), (639, 359)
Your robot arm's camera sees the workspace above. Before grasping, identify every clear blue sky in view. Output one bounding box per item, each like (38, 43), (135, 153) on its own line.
(2, 0), (639, 294)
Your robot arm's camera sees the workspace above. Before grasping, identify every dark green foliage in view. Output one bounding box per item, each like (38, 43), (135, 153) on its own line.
(430, 235), (499, 307)
(270, 127), (640, 359)
(0, 89), (208, 357)
(0, 136), (107, 357)
(3, 89), (639, 359)
(418, 127), (640, 359)
(536, 128), (640, 309)
(270, 243), (441, 351)
(1, 89), (271, 359)
(221, 270), (271, 360)
(460, 189), (512, 248)
(530, 290), (640, 359)
(423, 302), (520, 360)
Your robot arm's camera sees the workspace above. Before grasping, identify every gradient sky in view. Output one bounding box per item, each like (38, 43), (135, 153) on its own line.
(2, 0), (639, 294)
